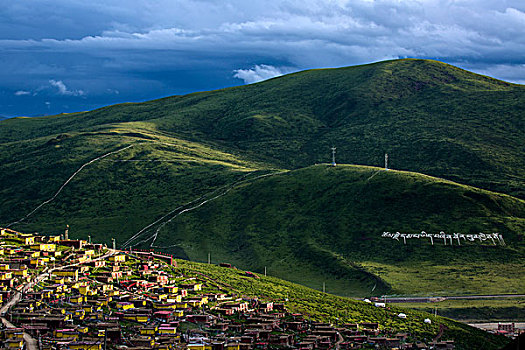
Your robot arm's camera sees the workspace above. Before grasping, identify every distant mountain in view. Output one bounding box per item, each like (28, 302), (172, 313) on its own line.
(0, 59), (523, 296)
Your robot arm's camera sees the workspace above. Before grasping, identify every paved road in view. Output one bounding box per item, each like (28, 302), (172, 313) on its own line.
(0, 269), (47, 350)
(1, 316), (38, 350)
(446, 294), (525, 300)
(380, 294), (525, 303)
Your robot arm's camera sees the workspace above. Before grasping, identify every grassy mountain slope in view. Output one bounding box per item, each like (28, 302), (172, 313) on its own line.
(177, 259), (509, 350)
(144, 165), (525, 296)
(0, 127), (274, 238)
(0, 59), (523, 297)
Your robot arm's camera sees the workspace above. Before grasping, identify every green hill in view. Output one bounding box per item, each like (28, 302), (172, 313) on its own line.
(136, 165), (525, 297)
(0, 58), (523, 297)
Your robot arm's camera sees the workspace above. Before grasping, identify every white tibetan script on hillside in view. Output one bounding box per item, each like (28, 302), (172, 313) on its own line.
(381, 231), (506, 246)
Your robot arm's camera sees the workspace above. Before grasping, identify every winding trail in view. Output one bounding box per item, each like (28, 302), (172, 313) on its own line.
(122, 171), (280, 250)
(7, 145), (133, 228)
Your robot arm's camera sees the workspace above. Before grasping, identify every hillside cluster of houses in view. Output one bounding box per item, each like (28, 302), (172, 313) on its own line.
(0, 228), (454, 350)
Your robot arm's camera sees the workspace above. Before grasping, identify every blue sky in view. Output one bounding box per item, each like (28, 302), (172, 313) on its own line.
(1, 0), (524, 118)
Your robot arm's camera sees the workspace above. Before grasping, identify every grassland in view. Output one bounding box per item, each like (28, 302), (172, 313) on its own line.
(361, 262), (525, 296)
(0, 58), (523, 298)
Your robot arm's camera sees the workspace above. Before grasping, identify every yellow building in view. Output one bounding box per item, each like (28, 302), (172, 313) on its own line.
(188, 344), (206, 350)
(12, 269), (28, 277)
(0, 272), (12, 280)
(158, 327), (177, 335)
(74, 309), (86, 320)
(96, 298), (111, 307)
(54, 329), (79, 339)
(175, 303), (187, 309)
(30, 259), (46, 267)
(79, 285), (91, 295)
(165, 286), (178, 294)
(40, 290), (52, 299)
(135, 315), (149, 323)
(130, 299), (146, 307)
(3, 329), (24, 340)
(84, 250), (95, 257)
(28, 251), (40, 258)
(99, 284), (113, 292)
(109, 255), (126, 262)
(68, 341), (102, 350)
(23, 236), (35, 245)
(5, 248), (18, 255)
(167, 295), (182, 303)
(116, 302), (134, 310)
(82, 305), (93, 313)
(30, 243), (56, 252)
(76, 256), (89, 264)
(140, 327), (157, 336)
(54, 269), (79, 280)
(5, 339), (24, 349)
(70, 296), (86, 304)
(154, 302), (177, 310)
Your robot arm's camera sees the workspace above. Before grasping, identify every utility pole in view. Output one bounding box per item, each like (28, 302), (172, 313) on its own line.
(88, 235), (91, 244)
(112, 238), (116, 250)
(264, 266), (267, 276)
(208, 252), (211, 264)
(323, 282), (326, 293)
(331, 147), (337, 166)
(385, 153), (389, 170)
(64, 224), (69, 240)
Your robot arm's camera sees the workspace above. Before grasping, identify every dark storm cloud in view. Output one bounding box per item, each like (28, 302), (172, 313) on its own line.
(1, 0), (524, 116)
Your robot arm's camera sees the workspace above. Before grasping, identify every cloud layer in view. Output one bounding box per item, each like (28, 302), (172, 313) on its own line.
(49, 80), (85, 96)
(1, 0), (524, 116)
(233, 65), (286, 84)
